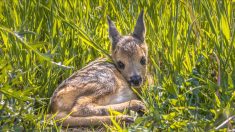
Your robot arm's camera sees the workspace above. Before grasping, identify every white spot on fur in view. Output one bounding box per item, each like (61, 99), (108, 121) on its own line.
(109, 87), (137, 104)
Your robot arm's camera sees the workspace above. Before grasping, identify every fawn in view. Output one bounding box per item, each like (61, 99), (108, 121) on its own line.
(49, 11), (148, 127)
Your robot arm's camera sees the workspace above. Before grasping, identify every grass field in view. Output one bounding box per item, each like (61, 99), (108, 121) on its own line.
(0, 0), (235, 131)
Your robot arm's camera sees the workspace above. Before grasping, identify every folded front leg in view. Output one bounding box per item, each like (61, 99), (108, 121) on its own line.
(96, 99), (146, 114)
(52, 112), (135, 127)
(70, 99), (146, 117)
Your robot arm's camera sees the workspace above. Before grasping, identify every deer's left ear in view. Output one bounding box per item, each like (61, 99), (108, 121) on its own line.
(132, 10), (145, 42)
(107, 16), (121, 51)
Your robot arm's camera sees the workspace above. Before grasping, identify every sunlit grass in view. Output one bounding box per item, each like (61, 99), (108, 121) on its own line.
(0, 0), (234, 131)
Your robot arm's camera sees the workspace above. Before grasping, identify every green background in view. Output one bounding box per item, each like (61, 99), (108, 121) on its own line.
(0, 0), (234, 131)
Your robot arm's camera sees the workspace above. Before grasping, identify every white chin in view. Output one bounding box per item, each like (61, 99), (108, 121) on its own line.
(131, 83), (142, 88)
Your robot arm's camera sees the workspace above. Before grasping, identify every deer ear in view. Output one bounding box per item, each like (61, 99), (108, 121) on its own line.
(107, 16), (121, 50)
(132, 10), (145, 42)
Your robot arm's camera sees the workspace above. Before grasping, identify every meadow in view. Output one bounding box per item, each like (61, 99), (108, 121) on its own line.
(0, 0), (234, 131)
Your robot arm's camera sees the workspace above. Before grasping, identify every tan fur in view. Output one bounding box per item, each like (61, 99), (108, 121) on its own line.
(49, 11), (147, 127)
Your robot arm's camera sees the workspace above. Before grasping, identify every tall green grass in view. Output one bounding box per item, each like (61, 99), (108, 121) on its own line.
(0, 0), (234, 131)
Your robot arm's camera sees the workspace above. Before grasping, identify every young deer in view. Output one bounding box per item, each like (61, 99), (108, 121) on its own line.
(49, 11), (148, 127)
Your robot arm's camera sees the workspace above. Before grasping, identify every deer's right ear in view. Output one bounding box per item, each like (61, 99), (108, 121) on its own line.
(132, 10), (145, 42)
(107, 16), (121, 50)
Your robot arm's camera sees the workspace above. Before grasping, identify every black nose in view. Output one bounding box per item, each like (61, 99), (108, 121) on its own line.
(130, 75), (142, 86)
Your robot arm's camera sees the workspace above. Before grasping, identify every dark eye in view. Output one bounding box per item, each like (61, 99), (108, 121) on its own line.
(117, 61), (125, 69)
(140, 57), (146, 65)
